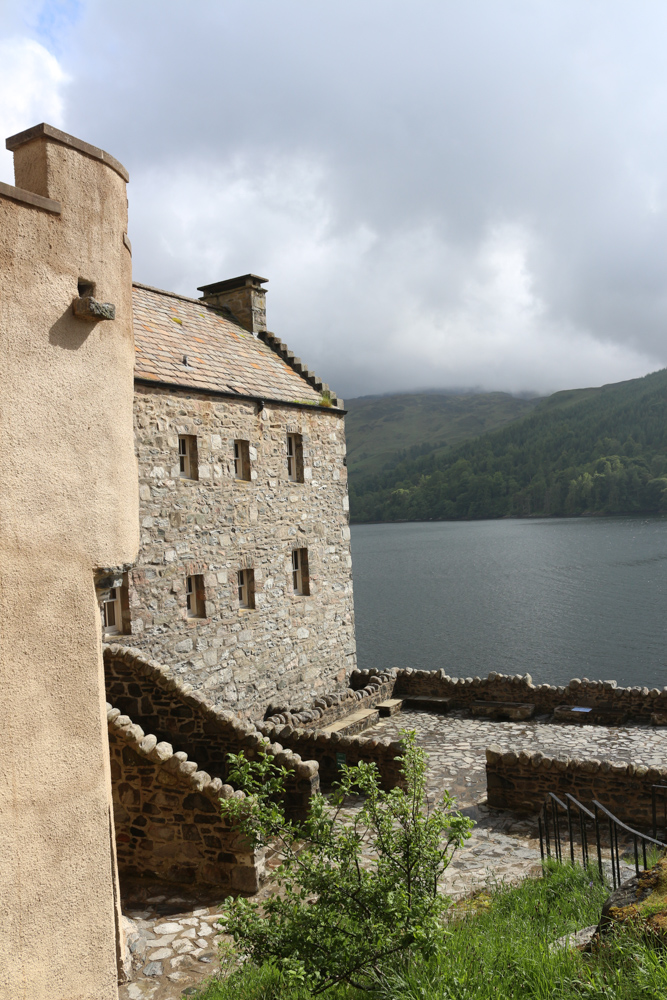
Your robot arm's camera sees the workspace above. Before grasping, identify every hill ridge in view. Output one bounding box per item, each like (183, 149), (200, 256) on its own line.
(348, 368), (667, 522)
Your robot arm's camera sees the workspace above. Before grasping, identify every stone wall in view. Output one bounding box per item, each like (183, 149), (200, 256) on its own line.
(390, 669), (667, 721)
(256, 721), (403, 789)
(108, 703), (262, 892)
(486, 745), (667, 829)
(105, 645), (319, 819)
(264, 668), (395, 729)
(252, 667), (402, 788)
(114, 385), (355, 718)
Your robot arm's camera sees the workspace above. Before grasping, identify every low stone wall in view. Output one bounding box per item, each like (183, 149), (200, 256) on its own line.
(265, 668), (395, 729)
(108, 704), (263, 891)
(105, 644), (319, 818)
(257, 720), (404, 789)
(391, 668), (667, 721)
(485, 744), (667, 829)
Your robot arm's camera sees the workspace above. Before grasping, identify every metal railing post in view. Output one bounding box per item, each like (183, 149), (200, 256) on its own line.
(566, 797), (575, 865)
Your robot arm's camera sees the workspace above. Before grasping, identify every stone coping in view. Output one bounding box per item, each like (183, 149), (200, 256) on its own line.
(0, 180), (61, 214)
(265, 668), (395, 729)
(6, 122), (129, 182)
(361, 667), (667, 722)
(107, 701), (240, 805)
(485, 743), (667, 827)
(103, 644), (318, 781)
(485, 744), (667, 782)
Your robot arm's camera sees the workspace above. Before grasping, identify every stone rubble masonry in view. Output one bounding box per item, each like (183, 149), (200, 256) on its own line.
(256, 720), (404, 790)
(113, 385), (355, 718)
(256, 670), (403, 789)
(259, 666), (667, 794)
(104, 644), (320, 819)
(106, 644), (402, 792)
(264, 667), (395, 729)
(485, 745), (667, 829)
(390, 668), (667, 721)
(107, 702), (262, 893)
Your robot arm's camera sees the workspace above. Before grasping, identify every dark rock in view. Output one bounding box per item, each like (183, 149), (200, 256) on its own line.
(143, 960), (164, 977)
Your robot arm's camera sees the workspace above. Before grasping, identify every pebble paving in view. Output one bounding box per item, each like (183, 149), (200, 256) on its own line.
(118, 709), (667, 998)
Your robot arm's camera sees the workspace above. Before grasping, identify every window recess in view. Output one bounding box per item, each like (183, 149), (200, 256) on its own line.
(286, 433), (304, 483)
(179, 435), (199, 480)
(238, 568), (256, 609)
(234, 439), (251, 481)
(186, 574), (206, 618)
(102, 575), (130, 635)
(292, 548), (310, 596)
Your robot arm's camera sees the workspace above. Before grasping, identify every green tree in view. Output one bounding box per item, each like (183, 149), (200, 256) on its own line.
(218, 733), (473, 994)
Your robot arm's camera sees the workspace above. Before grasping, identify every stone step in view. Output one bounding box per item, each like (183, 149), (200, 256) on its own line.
(321, 708), (380, 736)
(376, 698), (404, 717)
(471, 700), (535, 721)
(401, 695), (452, 713)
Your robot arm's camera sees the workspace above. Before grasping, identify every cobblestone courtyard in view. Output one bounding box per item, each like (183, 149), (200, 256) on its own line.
(119, 710), (667, 999)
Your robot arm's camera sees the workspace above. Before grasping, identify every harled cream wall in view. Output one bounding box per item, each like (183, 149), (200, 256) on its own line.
(0, 126), (139, 1000)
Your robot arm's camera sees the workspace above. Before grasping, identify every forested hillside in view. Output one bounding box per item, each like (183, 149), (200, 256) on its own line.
(349, 369), (667, 522)
(345, 391), (539, 479)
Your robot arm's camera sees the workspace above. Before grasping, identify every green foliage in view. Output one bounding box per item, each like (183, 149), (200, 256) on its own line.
(345, 391), (540, 481)
(349, 368), (667, 523)
(194, 861), (667, 999)
(373, 859), (667, 999)
(218, 732), (473, 994)
(376, 860), (610, 999)
(192, 958), (312, 1000)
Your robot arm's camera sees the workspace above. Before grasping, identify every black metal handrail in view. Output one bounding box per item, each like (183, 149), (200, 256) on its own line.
(539, 791), (666, 889)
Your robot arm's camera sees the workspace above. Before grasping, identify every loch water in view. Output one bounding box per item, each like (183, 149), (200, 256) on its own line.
(350, 517), (667, 690)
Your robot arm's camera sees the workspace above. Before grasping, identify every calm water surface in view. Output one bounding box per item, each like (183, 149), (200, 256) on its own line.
(350, 518), (667, 689)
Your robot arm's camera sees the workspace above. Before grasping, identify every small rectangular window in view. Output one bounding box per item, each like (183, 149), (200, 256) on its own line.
(103, 587), (121, 633)
(102, 575), (130, 635)
(237, 568), (255, 609)
(186, 574), (206, 618)
(292, 548), (310, 596)
(179, 435), (199, 480)
(287, 433), (304, 482)
(234, 439), (251, 481)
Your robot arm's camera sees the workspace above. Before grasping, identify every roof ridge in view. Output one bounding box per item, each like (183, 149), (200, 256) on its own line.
(132, 281), (217, 307)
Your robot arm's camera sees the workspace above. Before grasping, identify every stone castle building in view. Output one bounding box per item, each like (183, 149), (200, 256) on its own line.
(103, 273), (356, 718)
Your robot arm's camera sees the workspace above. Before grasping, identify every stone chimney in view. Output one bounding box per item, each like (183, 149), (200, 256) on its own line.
(198, 274), (268, 334)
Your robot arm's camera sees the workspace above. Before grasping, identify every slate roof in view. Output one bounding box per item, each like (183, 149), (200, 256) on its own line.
(132, 282), (325, 405)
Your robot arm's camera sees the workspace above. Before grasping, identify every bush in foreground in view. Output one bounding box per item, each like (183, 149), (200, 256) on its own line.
(215, 732), (473, 994)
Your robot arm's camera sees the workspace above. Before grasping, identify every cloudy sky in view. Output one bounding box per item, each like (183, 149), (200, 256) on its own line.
(2, 1), (667, 398)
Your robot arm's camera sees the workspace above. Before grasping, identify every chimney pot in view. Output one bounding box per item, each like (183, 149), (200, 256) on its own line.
(197, 274), (268, 334)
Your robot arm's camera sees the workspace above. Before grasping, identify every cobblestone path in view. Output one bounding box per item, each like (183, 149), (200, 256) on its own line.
(365, 708), (667, 808)
(119, 710), (667, 998)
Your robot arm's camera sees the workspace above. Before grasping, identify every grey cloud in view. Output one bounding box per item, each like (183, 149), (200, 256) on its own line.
(4, 0), (667, 395)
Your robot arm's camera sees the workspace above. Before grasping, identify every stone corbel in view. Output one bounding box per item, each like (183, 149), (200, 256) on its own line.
(94, 567), (126, 602)
(73, 296), (116, 321)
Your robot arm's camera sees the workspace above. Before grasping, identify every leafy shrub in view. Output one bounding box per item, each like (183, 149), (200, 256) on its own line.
(217, 732), (473, 994)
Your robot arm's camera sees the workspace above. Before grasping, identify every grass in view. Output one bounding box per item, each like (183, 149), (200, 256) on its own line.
(193, 862), (667, 1000)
